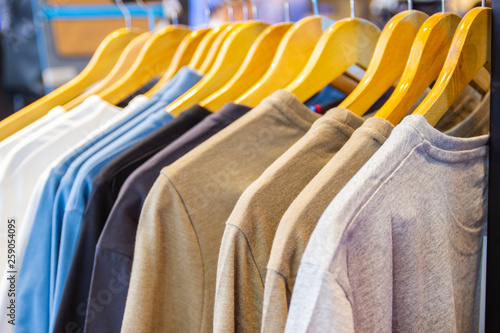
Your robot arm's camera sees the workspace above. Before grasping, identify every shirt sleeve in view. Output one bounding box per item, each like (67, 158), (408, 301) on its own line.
(53, 184), (115, 333)
(214, 224), (264, 333)
(284, 261), (355, 333)
(261, 269), (291, 333)
(121, 173), (205, 333)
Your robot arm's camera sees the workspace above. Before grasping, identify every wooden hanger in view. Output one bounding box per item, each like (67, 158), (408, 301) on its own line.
(97, 25), (191, 106)
(235, 16), (325, 107)
(145, 28), (211, 97)
(198, 23), (245, 74)
(338, 10), (429, 115)
(374, 13), (461, 124)
(166, 22), (269, 116)
(200, 23), (292, 112)
(329, 74), (359, 95)
(189, 24), (231, 70)
(413, 7), (491, 126)
(64, 32), (151, 110)
(0, 28), (141, 141)
(284, 17), (381, 103)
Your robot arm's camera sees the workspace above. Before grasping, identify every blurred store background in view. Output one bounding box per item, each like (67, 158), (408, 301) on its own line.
(0, 0), (485, 121)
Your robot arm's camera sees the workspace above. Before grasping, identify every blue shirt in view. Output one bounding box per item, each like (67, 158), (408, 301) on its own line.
(50, 111), (170, 326)
(45, 69), (196, 310)
(16, 67), (203, 333)
(50, 69), (203, 331)
(51, 67), (202, 306)
(305, 85), (345, 108)
(51, 68), (203, 331)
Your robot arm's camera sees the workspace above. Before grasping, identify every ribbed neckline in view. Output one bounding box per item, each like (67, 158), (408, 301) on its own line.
(213, 102), (252, 122)
(262, 90), (320, 131)
(127, 95), (149, 109)
(48, 106), (67, 115)
(322, 107), (365, 130)
(445, 91), (490, 138)
(400, 115), (489, 163)
(179, 105), (211, 119)
(361, 117), (394, 142)
(84, 95), (122, 114)
(306, 107), (366, 140)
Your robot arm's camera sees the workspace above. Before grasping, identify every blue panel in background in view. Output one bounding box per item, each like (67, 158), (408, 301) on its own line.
(40, 3), (164, 21)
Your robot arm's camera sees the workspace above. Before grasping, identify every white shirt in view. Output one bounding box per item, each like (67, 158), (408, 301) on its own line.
(0, 94), (149, 333)
(0, 107), (65, 164)
(0, 96), (119, 277)
(0, 98), (101, 182)
(10, 94), (149, 277)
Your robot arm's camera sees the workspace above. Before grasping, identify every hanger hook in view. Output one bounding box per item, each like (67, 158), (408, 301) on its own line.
(225, 0), (234, 22)
(161, 0), (179, 26)
(136, 0), (155, 31)
(350, 0), (355, 18)
(284, 0), (290, 22)
(249, 0), (258, 19)
(115, 0), (132, 29)
(240, 0), (249, 21)
(408, 0), (413, 10)
(171, 9), (179, 25)
(200, 0), (211, 26)
(311, 0), (319, 16)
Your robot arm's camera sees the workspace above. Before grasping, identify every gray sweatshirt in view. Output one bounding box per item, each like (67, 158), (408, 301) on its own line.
(285, 114), (488, 333)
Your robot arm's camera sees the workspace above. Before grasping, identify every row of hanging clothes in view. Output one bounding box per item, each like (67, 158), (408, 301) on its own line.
(0, 0), (491, 331)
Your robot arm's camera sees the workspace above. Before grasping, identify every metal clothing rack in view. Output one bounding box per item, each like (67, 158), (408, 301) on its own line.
(486, 0), (499, 331)
(24, 0), (500, 329)
(30, 1), (165, 94)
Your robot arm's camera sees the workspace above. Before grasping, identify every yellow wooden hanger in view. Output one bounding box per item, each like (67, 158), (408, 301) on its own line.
(189, 24), (231, 70)
(166, 22), (269, 116)
(284, 17), (381, 103)
(97, 25), (191, 105)
(194, 0), (267, 74)
(198, 23), (245, 74)
(234, 16), (325, 107)
(64, 32), (151, 110)
(168, 28), (211, 73)
(374, 13), (461, 124)
(62, 0), (156, 110)
(145, 28), (211, 97)
(0, 28), (141, 141)
(413, 7), (491, 126)
(200, 23), (292, 112)
(338, 10), (429, 115)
